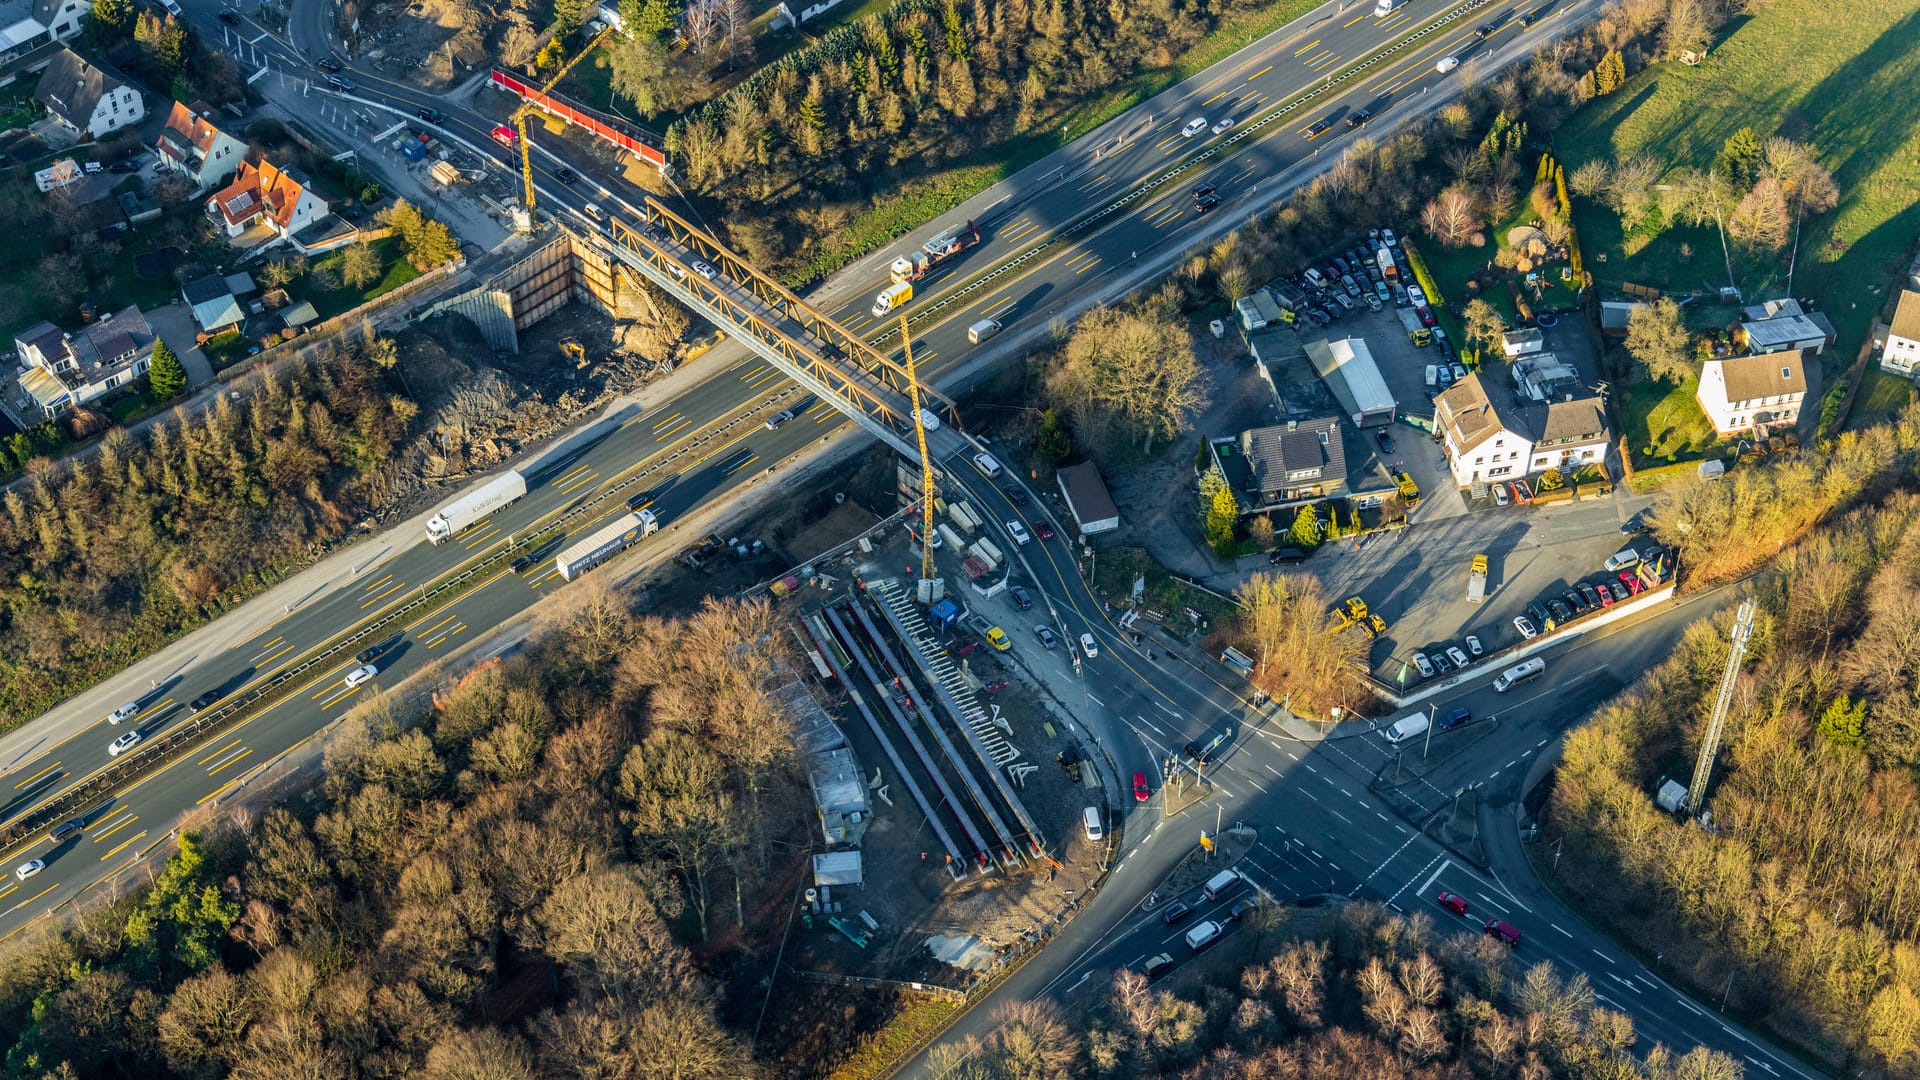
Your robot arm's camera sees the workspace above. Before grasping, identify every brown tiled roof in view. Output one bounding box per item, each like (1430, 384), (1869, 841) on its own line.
(1891, 290), (1920, 344)
(156, 100), (226, 162)
(1719, 350), (1805, 403)
(1434, 373), (1505, 456)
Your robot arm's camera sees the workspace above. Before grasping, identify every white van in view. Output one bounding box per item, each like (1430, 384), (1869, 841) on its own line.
(973, 452), (1003, 478)
(1203, 869), (1241, 901)
(967, 318), (1002, 345)
(1303, 267), (1327, 289)
(1493, 657), (1546, 692)
(1083, 806), (1104, 841)
(1184, 920), (1223, 950)
(1424, 364), (1439, 390)
(1382, 713), (1429, 744)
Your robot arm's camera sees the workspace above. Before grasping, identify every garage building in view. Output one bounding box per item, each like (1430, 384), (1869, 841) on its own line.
(1304, 337), (1397, 427)
(1056, 462), (1120, 534)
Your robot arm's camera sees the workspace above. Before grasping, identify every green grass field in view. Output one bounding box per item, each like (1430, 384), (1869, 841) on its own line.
(1556, 0), (1920, 370)
(1620, 372), (1719, 463)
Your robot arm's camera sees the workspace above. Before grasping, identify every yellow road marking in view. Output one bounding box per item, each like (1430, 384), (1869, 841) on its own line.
(197, 738), (242, 766)
(0, 884), (15, 901)
(1075, 258), (1102, 274)
(1344, 11), (1366, 26)
(14, 762), (60, 789)
(558, 471), (599, 495)
(1201, 89), (1231, 106)
(92, 815), (138, 842)
(1248, 65), (1272, 80)
(420, 614), (458, 638)
(208, 749), (251, 776)
(362, 573), (392, 593)
(13, 882), (56, 905)
(656, 417), (692, 440)
(1292, 38), (1319, 55)
(650, 411), (684, 431)
(100, 832), (146, 859)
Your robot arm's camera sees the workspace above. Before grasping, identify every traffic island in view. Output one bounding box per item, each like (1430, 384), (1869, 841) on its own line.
(1422, 783), (1490, 867)
(1142, 828), (1256, 911)
(1159, 768), (1218, 817)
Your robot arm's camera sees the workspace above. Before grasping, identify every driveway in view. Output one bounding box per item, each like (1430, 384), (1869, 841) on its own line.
(143, 302), (216, 388)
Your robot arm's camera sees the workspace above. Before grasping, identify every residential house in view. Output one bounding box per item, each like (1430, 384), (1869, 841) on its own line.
(33, 0), (87, 40)
(11, 306), (158, 416)
(35, 47), (142, 138)
(1433, 372), (1610, 489)
(207, 158), (328, 241)
(1055, 461), (1120, 535)
(1227, 417), (1348, 509)
(1695, 350), (1807, 437)
(1881, 290), (1920, 378)
(0, 0), (89, 62)
(182, 274), (244, 334)
(1736, 298), (1834, 358)
(154, 100), (247, 193)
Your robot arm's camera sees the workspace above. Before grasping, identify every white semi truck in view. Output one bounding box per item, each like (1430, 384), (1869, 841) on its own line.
(426, 469), (529, 544)
(555, 510), (660, 581)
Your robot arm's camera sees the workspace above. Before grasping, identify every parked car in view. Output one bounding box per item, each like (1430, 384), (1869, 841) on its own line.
(1446, 645), (1469, 668)
(1548, 598), (1574, 623)
(1619, 572), (1644, 595)
(1375, 429), (1396, 453)
(1592, 581), (1614, 607)
(1407, 284), (1427, 308)
(1269, 547), (1308, 564)
(106, 159), (141, 173)
(1413, 652), (1435, 678)
(1620, 513), (1649, 535)
(1466, 635), (1483, 657)
(1382, 228), (1398, 247)
(1432, 650), (1454, 675)
(1512, 615), (1538, 639)
(217, 8), (240, 22)
(1437, 891), (1469, 916)
(1034, 625), (1057, 649)
(1009, 585), (1034, 610)
(1526, 601), (1549, 626)
(1609, 580), (1630, 602)
(1493, 484), (1510, 507)
(1579, 583), (1604, 609)
(985, 626), (1011, 651)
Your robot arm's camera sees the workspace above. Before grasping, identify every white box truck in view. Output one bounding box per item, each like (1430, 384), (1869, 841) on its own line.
(554, 510), (659, 580)
(426, 469), (528, 544)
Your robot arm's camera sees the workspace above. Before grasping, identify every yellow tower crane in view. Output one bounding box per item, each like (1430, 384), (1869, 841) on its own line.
(899, 314), (938, 585)
(511, 24), (615, 217)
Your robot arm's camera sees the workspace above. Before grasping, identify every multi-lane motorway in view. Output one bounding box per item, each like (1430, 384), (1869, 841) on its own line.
(0, 0), (1824, 1075)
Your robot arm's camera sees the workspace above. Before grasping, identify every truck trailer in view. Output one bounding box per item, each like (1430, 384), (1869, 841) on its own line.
(426, 470), (529, 544)
(555, 510), (659, 580)
(889, 221), (981, 283)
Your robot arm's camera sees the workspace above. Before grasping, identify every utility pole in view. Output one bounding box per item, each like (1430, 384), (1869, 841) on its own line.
(1423, 701), (1437, 758)
(1685, 598), (1756, 814)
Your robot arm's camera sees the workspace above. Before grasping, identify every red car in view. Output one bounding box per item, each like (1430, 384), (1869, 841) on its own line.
(1484, 919), (1522, 947)
(1618, 571), (1643, 595)
(1036, 522), (1055, 540)
(1436, 891), (1469, 916)
(490, 124), (519, 147)
(1133, 771), (1151, 802)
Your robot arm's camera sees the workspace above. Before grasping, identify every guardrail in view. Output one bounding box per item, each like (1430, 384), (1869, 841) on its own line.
(871, 0), (1495, 345)
(0, 385), (803, 852)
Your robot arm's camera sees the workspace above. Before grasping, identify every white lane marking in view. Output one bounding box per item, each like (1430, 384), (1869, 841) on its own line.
(1327, 808), (1352, 824)
(1592, 949), (1612, 963)
(1302, 762), (1318, 774)
(1552, 923), (1572, 938)
(1088, 693), (1105, 706)
(1154, 701), (1181, 719)
(1608, 973), (1640, 994)
(1416, 858), (1450, 898)
(1266, 764), (1281, 775)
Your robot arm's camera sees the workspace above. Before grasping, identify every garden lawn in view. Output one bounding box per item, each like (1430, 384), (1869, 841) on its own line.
(1849, 366), (1916, 429)
(1554, 0), (1920, 367)
(1620, 372), (1719, 465)
(297, 238), (422, 321)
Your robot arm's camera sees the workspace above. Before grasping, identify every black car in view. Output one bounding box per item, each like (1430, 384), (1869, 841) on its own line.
(1142, 953), (1176, 979)
(1229, 898), (1260, 921)
(1579, 583), (1604, 609)
(1346, 110), (1374, 129)
(326, 74), (354, 91)
(1564, 589), (1589, 614)
(217, 8), (240, 23)
(1009, 585), (1034, 610)
(189, 689), (224, 713)
(627, 489), (656, 511)
(416, 107), (446, 125)
(1305, 118), (1333, 139)
(316, 57), (343, 73)
(48, 819), (83, 842)
(1003, 486), (1029, 506)
(1620, 514), (1648, 535)
(106, 159), (141, 173)
(510, 554), (535, 573)
(1608, 580), (1630, 602)
(1190, 184), (1217, 204)
(356, 641), (391, 664)
(554, 166), (579, 185)
(1162, 901), (1194, 925)
(1268, 547), (1307, 565)
(1374, 428), (1396, 453)
(1547, 598), (1573, 623)
(1519, 12), (1535, 27)
(1526, 601), (1549, 626)
(1183, 741), (1210, 764)
(1194, 192), (1221, 214)
(1474, 23), (1493, 38)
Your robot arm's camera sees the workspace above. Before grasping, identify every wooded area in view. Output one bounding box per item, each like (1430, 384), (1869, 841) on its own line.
(0, 340), (416, 731)
(0, 590), (802, 1078)
(933, 901), (1742, 1079)
(1548, 404), (1920, 1075)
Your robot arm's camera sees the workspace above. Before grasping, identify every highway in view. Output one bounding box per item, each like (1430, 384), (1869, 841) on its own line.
(0, 0), (1823, 1074)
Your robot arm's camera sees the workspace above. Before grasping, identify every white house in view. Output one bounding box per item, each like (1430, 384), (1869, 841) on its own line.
(0, 0), (89, 61)
(1434, 372), (1610, 489)
(35, 47), (143, 139)
(207, 158), (328, 241)
(1695, 350), (1806, 437)
(154, 100), (248, 193)
(12, 306), (158, 416)
(1501, 327), (1544, 357)
(1737, 297), (1833, 358)
(1883, 290), (1920, 378)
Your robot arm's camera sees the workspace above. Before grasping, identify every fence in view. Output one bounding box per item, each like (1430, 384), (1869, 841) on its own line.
(488, 69), (668, 170)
